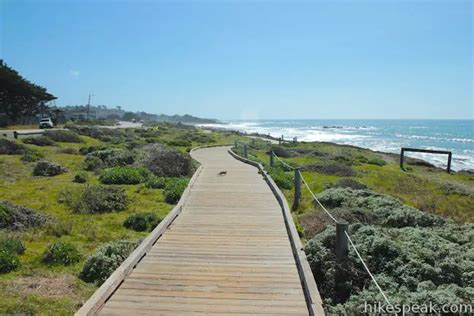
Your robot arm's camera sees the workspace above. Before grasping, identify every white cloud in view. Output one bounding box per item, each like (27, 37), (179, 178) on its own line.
(69, 70), (80, 78)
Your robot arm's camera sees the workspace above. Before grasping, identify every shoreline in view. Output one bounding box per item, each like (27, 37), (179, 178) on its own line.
(198, 125), (474, 173)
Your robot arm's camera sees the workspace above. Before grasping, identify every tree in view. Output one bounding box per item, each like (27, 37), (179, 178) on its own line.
(0, 60), (56, 119)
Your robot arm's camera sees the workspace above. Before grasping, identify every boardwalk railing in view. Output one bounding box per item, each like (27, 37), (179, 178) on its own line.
(234, 139), (393, 307)
(228, 147), (324, 316)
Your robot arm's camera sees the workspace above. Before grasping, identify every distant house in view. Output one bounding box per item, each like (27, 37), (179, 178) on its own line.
(64, 110), (97, 121)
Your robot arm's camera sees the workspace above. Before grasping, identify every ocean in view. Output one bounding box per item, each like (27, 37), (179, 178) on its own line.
(199, 119), (474, 171)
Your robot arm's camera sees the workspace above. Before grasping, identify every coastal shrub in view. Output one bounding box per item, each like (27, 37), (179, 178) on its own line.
(60, 185), (128, 214)
(86, 148), (134, 168)
(270, 146), (295, 158)
(79, 239), (139, 285)
(21, 149), (44, 162)
(73, 171), (88, 183)
(33, 160), (67, 176)
(42, 242), (81, 266)
(57, 147), (79, 155)
(0, 250), (20, 274)
(141, 144), (194, 177)
(406, 158), (436, 168)
(83, 155), (104, 171)
(268, 168), (293, 190)
(79, 146), (107, 155)
(316, 188), (401, 210)
(22, 136), (56, 146)
(0, 201), (49, 230)
(123, 212), (161, 232)
(0, 238), (25, 255)
(167, 139), (192, 147)
(382, 205), (446, 228)
(164, 178), (189, 204)
(178, 132), (215, 144)
(367, 156), (387, 166)
(326, 178), (368, 190)
(303, 162), (356, 177)
(304, 222), (474, 313)
(99, 167), (150, 185)
(0, 138), (26, 155)
(145, 176), (168, 189)
(44, 130), (83, 143)
(441, 183), (472, 197)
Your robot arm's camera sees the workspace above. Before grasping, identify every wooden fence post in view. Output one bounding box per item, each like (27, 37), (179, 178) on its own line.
(447, 152), (452, 173)
(335, 222), (349, 259)
(13, 131), (18, 139)
(269, 151), (274, 167)
(243, 144), (248, 158)
(400, 148), (405, 170)
(234, 140), (238, 149)
(292, 168), (301, 210)
(278, 137), (282, 146)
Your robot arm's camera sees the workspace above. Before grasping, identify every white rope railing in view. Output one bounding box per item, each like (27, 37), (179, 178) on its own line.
(273, 153), (295, 170)
(345, 231), (392, 306)
(271, 150), (392, 307)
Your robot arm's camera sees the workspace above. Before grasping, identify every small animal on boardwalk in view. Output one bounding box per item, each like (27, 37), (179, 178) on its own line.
(218, 170), (227, 176)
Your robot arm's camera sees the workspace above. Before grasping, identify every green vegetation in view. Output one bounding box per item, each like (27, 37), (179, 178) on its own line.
(99, 166), (150, 185)
(123, 212), (161, 232)
(22, 136), (56, 147)
(164, 178), (190, 204)
(60, 185), (128, 214)
(44, 130), (83, 143)
(0, 122), (245, 313)
(33, 160), (67, 177)
(79, 239), (139, 286)
(233, 139), (473, 313)
(42, 242), (81, 266)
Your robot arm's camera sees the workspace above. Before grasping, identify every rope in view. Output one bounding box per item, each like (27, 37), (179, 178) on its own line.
(273, 154), (295, 170)
(345, 231), (392, 306)
(298, 170), (339, 224)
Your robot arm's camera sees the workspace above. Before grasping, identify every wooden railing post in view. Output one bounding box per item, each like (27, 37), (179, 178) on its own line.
(13, 131), (18, 139)
(292, 168), (301, 210)
(278, 137), (282, 146)
(269, 151), (274, 167)
(335, 222), (349, 259)
(243, 144), (248, 158)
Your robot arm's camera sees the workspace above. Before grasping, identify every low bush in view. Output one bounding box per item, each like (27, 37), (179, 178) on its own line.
(42, 242), (81, 266)
(268, 168), (293, 190)
(367, 157), (387, 166)
(303, 162), (356, 177)
(178, 132), (215, 144)
(0, 201), (49, 230)
(86, 149), (134, 168)
(441, 183), (472, 197)
(0, 138), (26, 155)
(164, 178), (189, 204)
(166, 139), (192, 147)
(73, 171), (88, 183)
(123, 212), (161, 232)
(33, 160), (67, 176)
(22, 136), (55, 146)
(325, 178), (368, 190)
(99, 167), (150, 185)
(44, 130), (83, 143)
(57, 147), (79, 155)
(0, 250), (20, 274)
(79, 146), (106, 155)
(141, 144), (194, 177)
(79, 240), (139, 285)
(0, 238), (25, 255)
(60, 185), (128, 214)
(145, 176), (168, 189)
(83, 155), (104, 171)
(269, 146), (296, 158)
(21, 150), (44, 162)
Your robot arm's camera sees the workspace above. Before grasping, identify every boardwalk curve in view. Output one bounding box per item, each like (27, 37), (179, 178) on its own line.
(77, 145), (323, 315)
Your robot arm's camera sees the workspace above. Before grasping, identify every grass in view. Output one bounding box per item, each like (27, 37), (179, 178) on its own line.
(0, 123), (248, 314)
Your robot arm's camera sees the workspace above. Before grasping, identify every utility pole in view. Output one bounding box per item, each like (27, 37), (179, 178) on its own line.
(86, 94), (95, 120)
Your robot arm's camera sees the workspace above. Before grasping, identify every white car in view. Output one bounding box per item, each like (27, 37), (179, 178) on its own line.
(39, 118), (54, 129)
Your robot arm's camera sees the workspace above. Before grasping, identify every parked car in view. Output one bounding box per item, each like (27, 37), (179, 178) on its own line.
(39, 118), (54, 129)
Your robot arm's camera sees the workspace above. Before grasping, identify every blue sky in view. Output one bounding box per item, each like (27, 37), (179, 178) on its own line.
(1, 0), (472, 120)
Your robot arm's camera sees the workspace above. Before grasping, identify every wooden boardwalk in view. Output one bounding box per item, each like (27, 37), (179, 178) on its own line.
(78, 146), (323, 315)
